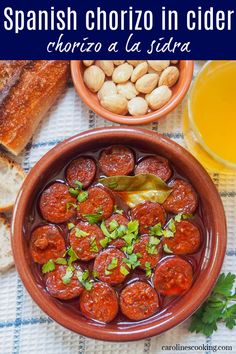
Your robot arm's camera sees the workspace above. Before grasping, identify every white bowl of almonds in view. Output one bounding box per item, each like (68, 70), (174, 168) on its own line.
(71, 60), (194, 125)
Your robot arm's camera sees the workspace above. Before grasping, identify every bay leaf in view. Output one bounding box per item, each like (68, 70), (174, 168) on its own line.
(99, 174), (172, 208)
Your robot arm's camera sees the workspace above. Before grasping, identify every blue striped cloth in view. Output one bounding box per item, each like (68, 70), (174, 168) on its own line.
(0, 62), (235, 354)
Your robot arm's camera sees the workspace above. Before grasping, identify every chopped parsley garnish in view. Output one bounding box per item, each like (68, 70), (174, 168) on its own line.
(114, 205), (124, 214)
(108, 181), (118, 189)
(76, 270), (93, 290)
(100, 237), (109, 248)
(67, 247), (79, 265)
(92, 270), (99, 279)
(67, 222), (75, 230)
(107, 257), (118, 270)
(68, 188), (79, 197)
(163, 244), (173, 254)
(145, 262), (152, 277)
(90, 237), (99, 253)
(149, 223), (164, 237)
(55, 258), (67, 265)
(123, 253), (141, 269)
(42, 259), (55, 274)
(189, 273), (236, 336)
(163, 229), (174, 238)
(74, 180), (83, 189)
(100, 221), (111, 238)
(146, 236), (160, 255)
(83, 211), (103, 224)
(120, 265), (130, 276)
(109, 220), (119, 231)
(62, 266), (74, 284)
(77, 191), (88, 203)
(66, 202), (77, 211)
(174, 213), (193, 222)
(168, 219), (176, 233)
(127, 220), (139, 234)
(75, 228), (89, 238)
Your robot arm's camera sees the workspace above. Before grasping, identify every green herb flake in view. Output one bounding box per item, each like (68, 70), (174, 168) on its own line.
(74, 181), (83, 189)
(145, 262), (152, 277)
(120, 265), (130, 276)
(163, 244), (173, 254)
(107, 257), (118, 270)
(83, 211), (103, 224)
(68, 187), (79, 197)
(123, 253), (140, 269)
(90, 237), (99, 253)
(55, 258), (67, 265)
(189, 273), (236, 336)
(42, 259), (55, 274)
(168, 219), (176, 233)
(75, 228), (89, 238)
(76, 270), (93, 291)
(116, 225), (127, 237)
(77, 191), (88, 203)
(146, 236), (160, 255)
(174, 213), (182, 222)
(100, 221), (111, 238)
(163, 229), (174, 238)
(127, 220), (139, 234)
(114, 205), (124, 215)
(105, 269), (112, 275)
(100, 237), (109, 248)
(67, 247), (79, 265)
(62, 266), (74, 285)
(67, 222), (75, 230)
(109, 220), (119, 231)
(149, 223), (164, 237)
(92, 270), (99, 279)
(66, 202), (77, 211)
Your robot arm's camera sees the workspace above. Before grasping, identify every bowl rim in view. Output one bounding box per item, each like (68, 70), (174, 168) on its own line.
(11, 127), (227, 341)
(70, 61), (194, 125)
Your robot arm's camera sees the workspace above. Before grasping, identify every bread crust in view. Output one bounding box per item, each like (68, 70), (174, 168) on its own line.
(0, 60), (70, 155)
(0, 214), (14, 273)
(0, 153), (26, 212)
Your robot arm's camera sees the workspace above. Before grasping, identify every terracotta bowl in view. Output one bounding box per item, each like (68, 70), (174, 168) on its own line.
(71, 61), (194, 125)
(12, 127), (226, 341)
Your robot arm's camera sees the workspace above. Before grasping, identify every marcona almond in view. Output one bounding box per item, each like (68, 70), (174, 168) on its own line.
(131, 62), (148, 83)
(159, 66), (180, 87)
(95, 60), (114, 77)
(83, 60), (94, 67)
(112, 63), (133, 84)
(135, 73), (159, 94)
(100, 94), (128, 115)
(83, 65), (105, 93)
(127, 60), (145, 67)
(113, 60), (125, 65)
(148, 60), (170, 72)
(117, 82), (139, 100)
(98, 81), (117, 101)
(128, 97), (148, 116)
(145, 85), (172, 110)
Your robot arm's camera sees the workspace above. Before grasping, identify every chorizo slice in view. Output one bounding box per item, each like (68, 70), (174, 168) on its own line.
(133, 235), (162, 270)
(135, 156), (172, 182)
(78, 186), (114, 221)
(39, 182), (76, 223)
(93, 248), (129, 285)
(66, 156), (96, 188)
(69, 221), (104, 261)
(163, 179), (198, 214)
(99, 145), (135, 176)
(30, 225), (66, 264)
(45, 264), (83, 300)
(131, 201), (166, 234)
(80, 282), (118, 323)
(153, 256), (193, 296)
(163, 220), (201, 255)
(120, 281), (159, 321)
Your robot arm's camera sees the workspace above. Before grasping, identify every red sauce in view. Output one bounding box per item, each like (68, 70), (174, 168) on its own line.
(27, 146), (207, 325)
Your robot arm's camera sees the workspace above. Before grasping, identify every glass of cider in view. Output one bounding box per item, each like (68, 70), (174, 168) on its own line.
(183, 61), (236, 173)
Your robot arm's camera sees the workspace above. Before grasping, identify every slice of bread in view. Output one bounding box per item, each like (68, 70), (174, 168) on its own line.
(0, 154), (26, 212)
(0, 215), (14, 272)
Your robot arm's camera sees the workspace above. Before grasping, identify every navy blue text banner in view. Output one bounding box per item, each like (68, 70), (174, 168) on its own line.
(0, 0), (235, 59)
